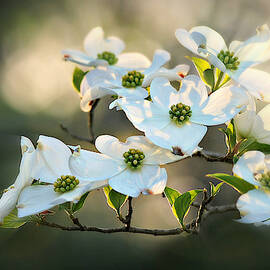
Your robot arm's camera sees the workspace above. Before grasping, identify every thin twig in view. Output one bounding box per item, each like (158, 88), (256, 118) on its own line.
(195, 189), (208, 230)
(60, 124), (93, 143)
(87, 99), (100, 142)
(125, 197), (133, 230)
(36, 204), (237, 236)
(194, 149), (233, 164)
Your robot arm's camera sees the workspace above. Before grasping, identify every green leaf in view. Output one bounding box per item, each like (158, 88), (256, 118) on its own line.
(207, 173), (256, 194)
(238, 138), (256, 155)
(240, 141), (270, 155)
(72, 192), (90, 213)
(209, 182), (223, 197)
(203, 69), (215, 89)
(58, 202), (71, 212)
(216, 68), (231, 87)
(173, 190), (202, 227)
(104, 186), (128, 215)
(220, 120), (237, 152)
(186, 56), (212, 87)
(164, 186), (181, 206)
(72, 67), (87, 93)
(0, 209), (38, 229)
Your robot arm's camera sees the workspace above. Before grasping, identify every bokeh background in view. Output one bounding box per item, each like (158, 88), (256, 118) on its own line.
(1, 0), (270, 269)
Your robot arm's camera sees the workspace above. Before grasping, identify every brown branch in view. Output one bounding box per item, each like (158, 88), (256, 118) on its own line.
(195, 188), (208, 230)
(87, 99), (100, 142)
(194, 149), (233, 164)
(60, 124), (93, 143)
(36, 204), (237, 236)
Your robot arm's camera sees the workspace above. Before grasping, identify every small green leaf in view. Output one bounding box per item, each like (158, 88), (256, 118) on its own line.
(220, 120), (236, 152)
(238, 138), (256, 155)
(0, 209), (38, 229)
(186, 56), (212, 87)
(240, 141), (270, 155)
(173, 189), (202, 227)
(58, 202), (71, 211)
(72, 67), (87, 92)
(209, 182), (223, 197)
(72, 192), (90, 213)
(104, 186), (128, 215)
(164, 186), (181, 206)
(216, 68), (231, 87)
(207, 173), (256, 194)
(203, 69), (215, 89)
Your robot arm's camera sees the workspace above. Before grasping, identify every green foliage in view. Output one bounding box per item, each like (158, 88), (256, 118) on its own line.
(72, 67), (87, 92)
(186, 56), (212, 87)
(203, 69), (215, 89)
(164, 187), (181, 206)
(220, 120), (236, 153)
(104, 186), (127, 215)
(72, 192), (90, 213)
(209, 182), (223, 197)
(0, 209), (38, 229)
(207, 173), (256, 194)
(238, 139), (270, 155)
(216, 68), (231, 88)
(173, 190), (202, 227)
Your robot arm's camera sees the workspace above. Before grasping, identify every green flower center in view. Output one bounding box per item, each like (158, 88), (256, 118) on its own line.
(256, 172), (270, 189)
(97, 51), (118, 65)
(169, 103), (192, 125)
(54, 175), (79, 193)
(123, 148), (145, 169)
(217, 50), (240, 70)
(122, 70), (144, 88)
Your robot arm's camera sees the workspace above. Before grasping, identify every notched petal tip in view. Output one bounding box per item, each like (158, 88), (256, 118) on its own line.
(172, 146), (184, 156)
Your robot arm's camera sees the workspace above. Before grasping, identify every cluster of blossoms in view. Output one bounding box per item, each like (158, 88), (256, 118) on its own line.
(1, 25), (270, 230)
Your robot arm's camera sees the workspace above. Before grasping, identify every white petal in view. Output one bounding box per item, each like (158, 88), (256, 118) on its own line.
(191, 85), (249, 126)
(178, 75), (209, 109)
(144, 49), (171, 77)
(21, 136), (35, 154)
(80, 69), (116, 96)
(142, 64), (190, 87)
(150, 77), (182, 111)
(109, 98), (170, 131)
(176, 26), (227, 56)
(233, 151), (265, 185)
(0, 186), (22, 223)
(36, 136), (72, 183)
(111, 86), (148, 100)
(62, 49), (93, 66)
(237, 189), (270, 224)
(109, 165), (167, 197)
(230, 68), (270, 102)
(69, 149), (125, 180)
(229, 40), (243, 52)
(145, 121), (207, 155)
(234, 25), (270, 68)
(84, 27), (125, 58)
(117, 52), (151, 69)
(250, 104), (270, 144)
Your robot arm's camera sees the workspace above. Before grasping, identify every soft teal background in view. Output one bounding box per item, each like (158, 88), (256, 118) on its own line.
(1, 0), (270, 269)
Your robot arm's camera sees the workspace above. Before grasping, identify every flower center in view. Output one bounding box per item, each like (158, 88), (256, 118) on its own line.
(122, 71), (144, 88)
(169, 103), (192, 125)
(123, 148), (145, 169)
(256, 172), (270, 189)
(97, 51), (118, 65)
(217, 50), (240, 71)
(54, 175), (79, 193)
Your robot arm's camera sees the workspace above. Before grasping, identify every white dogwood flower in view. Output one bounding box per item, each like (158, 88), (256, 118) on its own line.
(0, 137), (38, 223)
(80, 49), (189, 111)
(62, 26), (151, 70)
(110, 76), (249, 155)
(17, 135), (123, 218)
(234, 95), (270, 144)
(175, 25), (270, 101)
(73, 135), (187, 197)
(234, 151), (270, 225)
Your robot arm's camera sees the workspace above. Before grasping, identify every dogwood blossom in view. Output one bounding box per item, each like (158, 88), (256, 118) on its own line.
(17, 135), (123, 218)
(110, 76), (249, 155)
(234, 151), (270, 225)
(0, 137), (38, 223)
(175, 25), (270, 101)
(62, 26), (151, 70)
(71, 135), (187, 197)
(234, 95), (270, 144)
(79, 50), (189, 112)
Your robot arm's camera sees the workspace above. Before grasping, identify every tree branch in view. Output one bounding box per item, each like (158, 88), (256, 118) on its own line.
(194, 149), (233, 164)
(87, 99), (100, 142)
(36, 204), (238, 236)
(60, 124), (93, 143)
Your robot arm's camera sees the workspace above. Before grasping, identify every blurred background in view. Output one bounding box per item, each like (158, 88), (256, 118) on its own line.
(1, 0), (270, 269)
